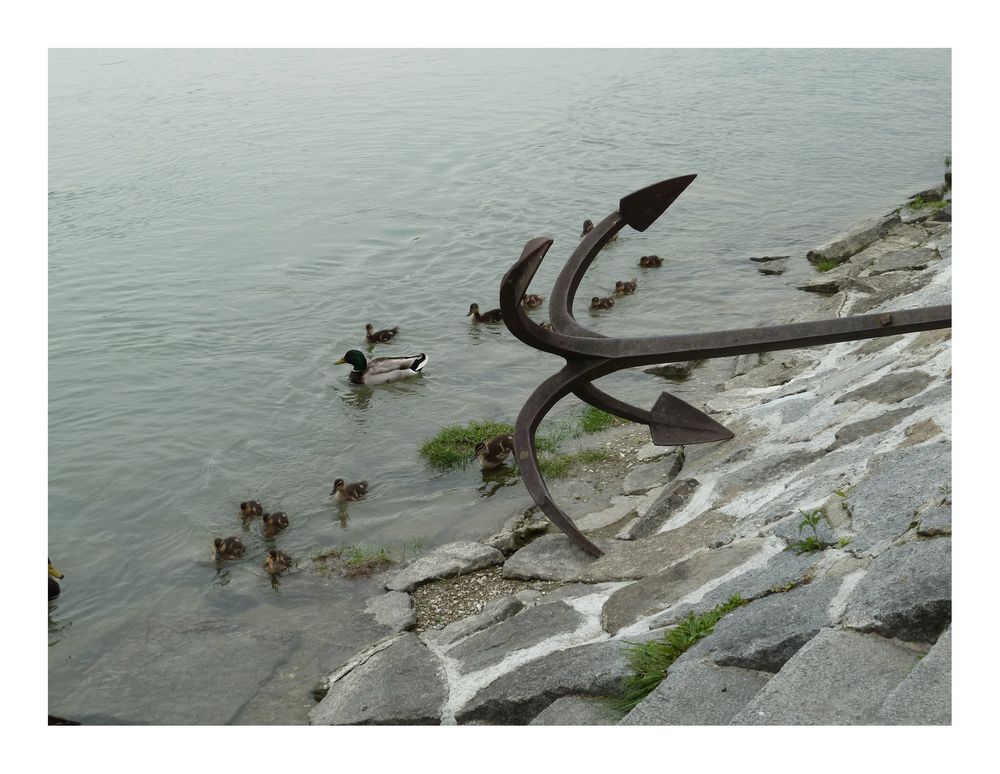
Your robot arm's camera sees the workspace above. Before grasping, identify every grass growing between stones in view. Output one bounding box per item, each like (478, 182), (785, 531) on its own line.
(580, 406), (625, 434)
(538, 448), (616, 479)
(611, 594), (748, 714)
(310, 539), (422, 578)
(814, 258), (841, 273)
(908, 195), (948, 211)
(788, 508), (830, 554)
(420, 407), (626, 471)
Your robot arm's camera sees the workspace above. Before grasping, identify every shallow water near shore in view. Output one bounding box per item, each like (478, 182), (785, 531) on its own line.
(48, 48), (951, 722)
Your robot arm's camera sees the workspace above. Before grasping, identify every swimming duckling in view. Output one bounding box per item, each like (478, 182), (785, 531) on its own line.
(263, 549), (292, 575)
(330, 478), (369, 502)
(614, 279), (638, 295)
(261, 512), (290, 537)
(581, 219), (617, 241)
(240, 500), (264, 519)
(591, 296), (615, 310)
(473, 434), (515, 470)
(467, 303), (503, 323)
(520, 294), (545, 308)
(335, 349), (428, 386)
(49, 559), (63, 600)
(212, 536), (246, 560)
(365, 323), (400, 344)
(639, 255), (663, 268)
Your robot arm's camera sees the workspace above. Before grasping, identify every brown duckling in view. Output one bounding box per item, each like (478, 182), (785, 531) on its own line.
(581, 219), (617, 241)
(520, 294), (545, 308)
(365, 323), (400, 343)
(263, 548), (292, 575)
(212, 536), (246, 560)
(331, 478), (369, 502)
(591, 296), (615, 310)
(240, 500), (263, 519)
(261, 511), (290, 536)
(639, 255), (663, 268)
(473, 433), (515, 470)
(467, 303), (503, 323)
(614, 279), (638, 295)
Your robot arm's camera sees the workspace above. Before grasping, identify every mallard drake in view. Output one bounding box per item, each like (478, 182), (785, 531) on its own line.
(614, 278), (638, 295)
(49, 559), (63, 600)
(467, 303), (503, 323)
(263, 549), (292, 575)
(240, 500), (263, 519)
(335, 349), (428, 385)
(520, 294), (545, 308)
(330, 478), (368, 501)
(473, 433), (515, 470)
(261, 512), (290, 536)
(581, 219), (617, 241)
(365, 323), (400, 344)
(639, 255), (663, 267)
(591, 296), (615, 310)
(212, 536), (246, 560)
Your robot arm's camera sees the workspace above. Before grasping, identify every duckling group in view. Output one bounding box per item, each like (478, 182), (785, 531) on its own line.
(207, 215), (671, 580)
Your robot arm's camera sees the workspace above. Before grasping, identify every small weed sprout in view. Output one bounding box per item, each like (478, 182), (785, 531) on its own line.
(788, 508), (830, 554)
(814, 258), (840, 273)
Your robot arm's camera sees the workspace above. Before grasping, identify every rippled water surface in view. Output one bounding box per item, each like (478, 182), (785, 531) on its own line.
(48, 48), (950, 721)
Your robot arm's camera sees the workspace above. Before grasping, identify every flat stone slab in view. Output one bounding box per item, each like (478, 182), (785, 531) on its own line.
(681, 579), (842, 673)
(620, 658), (771, 725)
(447, 601), (584, 674)
(867, 246), (939, 275)
(916, 504), (952, 536)
(503, 510), (740, 584)
(829, 406), (917, 450)
(876, 627), (951, 724)
(726, 354), (817, 389)
(364, 591), (416, 633)
(806, 212), (900, 265)
(385, 541), (505, 592)
(423, 595), (524, 648)
(757, 258), (789, 275)
(58, 614), (298, 725)
(529, 696), (623, 725)
(310, 633), (446, 725)
(622, 452), (684, 496)
(834, 370), (934, 405)
(576, 495), (641, 532)
(731, 628), (921, 725)
(846, 440), (951, 555)
(648, 548), (825, 629)
(601, 539), (766, 634)
(618, 479), (705, 540)
(843, 537), (951, 643)
(456, 638), (632, 725)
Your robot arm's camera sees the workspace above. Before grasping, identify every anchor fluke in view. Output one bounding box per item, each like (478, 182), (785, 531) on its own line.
(647, 391), (734, 446)
(619, 174), (697, 232)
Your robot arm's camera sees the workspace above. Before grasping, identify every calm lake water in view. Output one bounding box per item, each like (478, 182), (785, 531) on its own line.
(48, 48), (951, 722)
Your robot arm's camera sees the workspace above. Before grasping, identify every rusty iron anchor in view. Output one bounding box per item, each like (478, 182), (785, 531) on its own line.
(499, 174), (952, 558)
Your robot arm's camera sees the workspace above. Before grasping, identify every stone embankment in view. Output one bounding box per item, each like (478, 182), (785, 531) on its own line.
(310, 182), (952, 726)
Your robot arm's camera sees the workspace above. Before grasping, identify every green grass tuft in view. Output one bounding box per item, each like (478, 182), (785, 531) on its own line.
(908, 195), (948, 211)
(814, 258), (841, 273)
(579, 406), (624, 434)
(610, 595), (748, 713)
(538, 448), (615, 479)
(419, 420), (516, 469)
